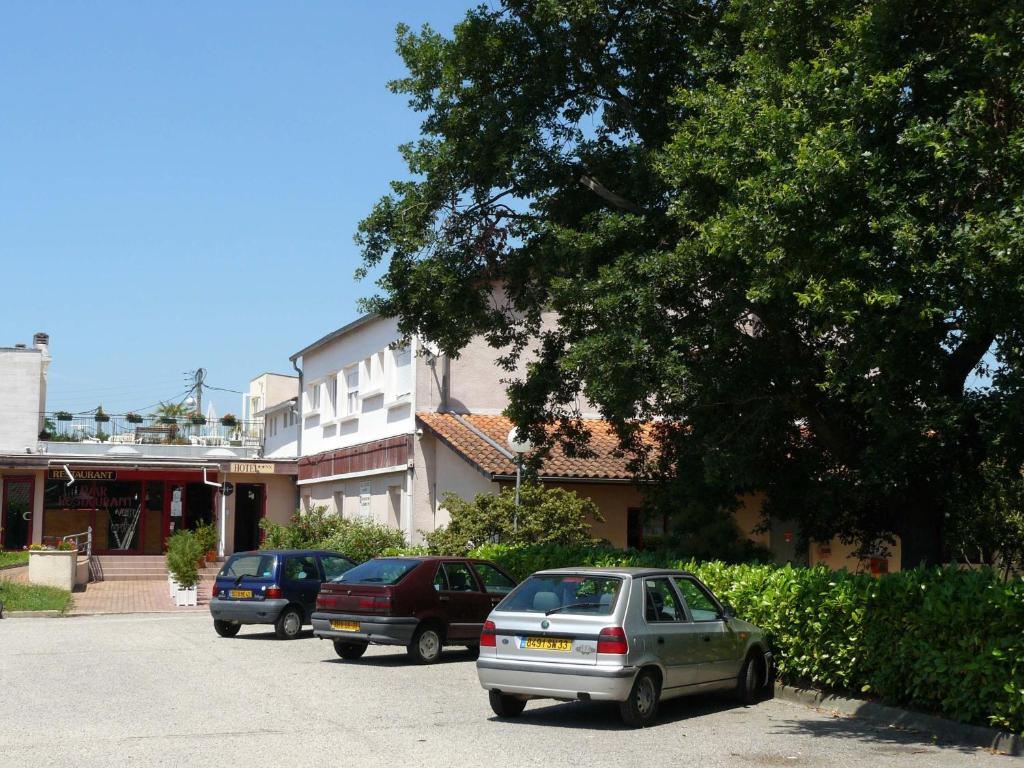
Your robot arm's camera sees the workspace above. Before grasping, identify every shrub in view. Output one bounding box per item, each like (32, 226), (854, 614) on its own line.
(165, 531), (202, 589)
(425, 483), (604, 555)
(467, 543), (1024, 733)
(259, 506), (407, 562)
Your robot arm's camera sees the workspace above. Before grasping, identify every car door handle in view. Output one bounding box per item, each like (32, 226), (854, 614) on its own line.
(656, 637), (665, 645)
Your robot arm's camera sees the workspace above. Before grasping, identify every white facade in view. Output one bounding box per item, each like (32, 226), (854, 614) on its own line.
(261, 399), (299, 458)
(0, 333), (50, 453)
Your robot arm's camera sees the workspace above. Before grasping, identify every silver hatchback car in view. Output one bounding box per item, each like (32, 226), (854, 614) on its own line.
(476, 567), (772, 726)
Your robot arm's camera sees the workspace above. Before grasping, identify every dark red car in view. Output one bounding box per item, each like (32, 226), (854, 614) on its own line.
(311, 556), (517, 664)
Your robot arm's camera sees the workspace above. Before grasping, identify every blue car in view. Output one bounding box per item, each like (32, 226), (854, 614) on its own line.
(209, 549), (356, 639)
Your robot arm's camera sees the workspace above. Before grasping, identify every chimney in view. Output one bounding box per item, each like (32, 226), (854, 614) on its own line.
(33, 332), (49, 357)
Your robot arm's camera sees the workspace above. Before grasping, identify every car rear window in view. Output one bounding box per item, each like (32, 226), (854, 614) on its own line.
(496, 574), (623, 615)
(334, 558), (421, 585)
(220, 554), (277, 580)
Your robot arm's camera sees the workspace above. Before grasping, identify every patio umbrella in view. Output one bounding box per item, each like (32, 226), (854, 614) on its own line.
(204, 403), (218, 436)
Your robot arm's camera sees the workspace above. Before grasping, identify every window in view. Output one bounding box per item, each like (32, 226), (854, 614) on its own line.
(387, 485), (401, 528)
(673, 577), (721, 621)
(320, 555), (354, 581)
(497, 574), (622, 615)
(471, 563), (516, 595)
(358, 481), (372, 518)
(283, 555), (319, 581)
(644, 578), (685, 622)
(307, 382), (321, 412)
(221, 554), (276, 579)
(442, 562), (479, 592)
(336, 558), (420, 585)
(326, 376), (338, 417)
(344, 366), (359, 415)
(332, 490), (344, 516)
(391, 344), (412, 399)
(432, 564), (448, 591)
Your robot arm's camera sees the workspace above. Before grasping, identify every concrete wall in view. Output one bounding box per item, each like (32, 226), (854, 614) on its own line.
(431, 439), (498, 529)
(262, 403), (298, 458)
(221, 472), (297, 555)
(809, 535), (902, 574)
(0, 345), (48, 453)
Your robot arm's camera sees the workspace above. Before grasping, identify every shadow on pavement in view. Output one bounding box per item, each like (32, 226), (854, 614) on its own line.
(321, 647), (480, 667)
(771, 712), (980, 756)
(229, 628), (316, 640)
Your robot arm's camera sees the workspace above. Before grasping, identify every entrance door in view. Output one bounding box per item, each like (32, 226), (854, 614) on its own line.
(2, 477), (34, 550)
(234, 484), (264, 553)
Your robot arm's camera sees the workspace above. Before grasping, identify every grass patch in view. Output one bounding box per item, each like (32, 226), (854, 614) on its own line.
(0, 551), (29, 569)
(0, 580), (72, 613)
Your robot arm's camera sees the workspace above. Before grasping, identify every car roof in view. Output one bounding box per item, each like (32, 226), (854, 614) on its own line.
(532, 566), (694, 578)
(233, 549), (345, 557)
(372, 555), (484, 563)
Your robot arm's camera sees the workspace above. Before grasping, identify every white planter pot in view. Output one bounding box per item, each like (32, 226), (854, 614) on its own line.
(28, 550), (76, 591)
(168, 575), (179, 598)
(174, 586), (197, 607)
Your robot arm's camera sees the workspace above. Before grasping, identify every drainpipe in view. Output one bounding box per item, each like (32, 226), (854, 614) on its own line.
(291, 355), (303, 512)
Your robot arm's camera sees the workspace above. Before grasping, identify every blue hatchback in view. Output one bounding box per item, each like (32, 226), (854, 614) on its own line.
(209, 549), (356, 639)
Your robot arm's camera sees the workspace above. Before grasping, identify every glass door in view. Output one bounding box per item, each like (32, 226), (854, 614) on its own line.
(2, 477), (34, 550)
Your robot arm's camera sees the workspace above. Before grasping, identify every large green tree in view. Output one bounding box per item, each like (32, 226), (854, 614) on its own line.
(358, 0), (1024, 566)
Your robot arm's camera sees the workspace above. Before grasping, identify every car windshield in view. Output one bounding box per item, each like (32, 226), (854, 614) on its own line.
(220, 554), (277, 580)
(334, 558), (421, 585)
(496, 574), (623, 615)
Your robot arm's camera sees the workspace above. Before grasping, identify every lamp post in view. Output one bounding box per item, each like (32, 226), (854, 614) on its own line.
(506, 428), (534, 533)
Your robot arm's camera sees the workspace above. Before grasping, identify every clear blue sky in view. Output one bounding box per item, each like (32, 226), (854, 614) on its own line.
(0, 2), (472, 418)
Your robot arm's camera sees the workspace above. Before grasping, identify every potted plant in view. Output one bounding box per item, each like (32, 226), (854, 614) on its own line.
(55, 411), (73, 422)
(125, 412), (143, 424)
(220, 414), (238, 427)
(166, 531), (202, 607)
(159, 415), (178, 425)
(94, 406), (110, 424)
(194, 521), (218, 562)
(189, 413), (206, 425)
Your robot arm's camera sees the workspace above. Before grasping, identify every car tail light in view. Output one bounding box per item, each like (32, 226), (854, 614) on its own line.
(597, 627), (628, 655)
(265, 586), (283, 599)
(480, 620), (496, 647)
(316, 594), (338, 611)
(210, 585), (220, 598)
(357, 595), (391, 614)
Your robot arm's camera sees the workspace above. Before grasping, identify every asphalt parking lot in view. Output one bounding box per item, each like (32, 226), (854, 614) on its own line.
(0, 613), (1010, 768)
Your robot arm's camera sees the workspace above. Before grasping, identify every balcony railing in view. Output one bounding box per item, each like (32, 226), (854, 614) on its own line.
(42, 413), (264, 448)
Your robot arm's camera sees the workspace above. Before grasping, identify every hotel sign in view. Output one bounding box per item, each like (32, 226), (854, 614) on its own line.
(228, 462), (275, 475)
(48, 469), (116, 481)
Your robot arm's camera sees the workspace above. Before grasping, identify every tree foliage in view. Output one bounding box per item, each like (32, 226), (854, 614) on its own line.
(425, 483), (604, 554)
(359, 0), (1024, 564)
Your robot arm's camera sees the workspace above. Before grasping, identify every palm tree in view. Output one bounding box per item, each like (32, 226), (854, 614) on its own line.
(151, 401), (191, 441)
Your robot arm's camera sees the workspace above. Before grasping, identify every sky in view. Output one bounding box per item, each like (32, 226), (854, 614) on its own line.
(0, 2), (473, 419)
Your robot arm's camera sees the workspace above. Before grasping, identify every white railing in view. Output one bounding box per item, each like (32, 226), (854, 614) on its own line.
(61, 526), (92, 557)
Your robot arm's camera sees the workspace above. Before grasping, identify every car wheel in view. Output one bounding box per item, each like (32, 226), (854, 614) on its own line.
(735, 652), (762, 705)
(213, 620), (240, 638)
(407, 624), (443, 664)
(333, 640), (368, 660)
(274, 606), (303, 640)
(618, 670), (660, 728)
(488, 690), (526, 718)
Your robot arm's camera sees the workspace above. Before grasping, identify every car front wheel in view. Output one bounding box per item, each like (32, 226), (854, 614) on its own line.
(274, 606), (303, 640)
(735, 652), (763, 705)
(488, 690), (526, 718)
(213, 620), (240, 638)
(407, 624), (442, 664)
(619, 670), (660, 728)
(334, 640), (368, 659)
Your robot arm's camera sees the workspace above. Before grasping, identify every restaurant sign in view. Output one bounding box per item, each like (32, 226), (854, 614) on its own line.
(228, 462), (275, 475)
(47, 469), (117, 481)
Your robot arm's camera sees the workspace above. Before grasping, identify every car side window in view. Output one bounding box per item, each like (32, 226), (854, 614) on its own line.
(283, 555), (319, 581)
(442, 562), (479, 592)
(674, 577), (721, 621)
(644, 578), (685, 622)
(471, 563), (516, 595)
(432, 564), (449, 591)
(321, 556), (353, 581)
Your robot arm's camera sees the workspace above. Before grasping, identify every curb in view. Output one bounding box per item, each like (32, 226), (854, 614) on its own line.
(774, 683), (1022, 757)
(2, 610), (65, 618)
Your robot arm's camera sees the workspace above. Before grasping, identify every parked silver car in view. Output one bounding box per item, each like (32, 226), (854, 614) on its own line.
(476, 567), (772, 726)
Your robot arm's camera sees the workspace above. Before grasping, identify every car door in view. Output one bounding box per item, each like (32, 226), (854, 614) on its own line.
(470, 561), (517, 616)
(641, 577), (707, 691)
(439, 560), (490, 641)
(673, 576), (742, 684)
(282, 554), (322, 620)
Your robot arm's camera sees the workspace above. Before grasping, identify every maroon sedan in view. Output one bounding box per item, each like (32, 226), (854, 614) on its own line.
(311, 556), (517, 664)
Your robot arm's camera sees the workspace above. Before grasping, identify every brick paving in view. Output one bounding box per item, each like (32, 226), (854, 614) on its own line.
(68, 579), (212, 615)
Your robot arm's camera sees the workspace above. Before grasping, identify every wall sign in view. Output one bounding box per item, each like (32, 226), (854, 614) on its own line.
(47, 469), (116, 481)
(228, 462), (274, 475)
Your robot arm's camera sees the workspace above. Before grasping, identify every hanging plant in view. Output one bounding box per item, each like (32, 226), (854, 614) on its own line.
(220, 414), (238, 427)
(125, 412), (143, 424)
(94, 407), (110, 423)
(55, 411), (73, 421)
(190, 413), (207, 425)
(159, 415), (178, 425)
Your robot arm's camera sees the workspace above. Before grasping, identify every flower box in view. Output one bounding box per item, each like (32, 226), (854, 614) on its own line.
(174, 585), (198, 607)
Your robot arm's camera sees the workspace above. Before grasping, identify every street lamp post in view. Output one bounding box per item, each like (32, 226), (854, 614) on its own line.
(506, 428), (534, 533)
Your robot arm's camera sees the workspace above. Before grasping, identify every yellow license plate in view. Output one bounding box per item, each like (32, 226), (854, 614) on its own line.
(524, 637), (572, 652)
(331, 620), (360, 632)
(229, 590), (252, 599)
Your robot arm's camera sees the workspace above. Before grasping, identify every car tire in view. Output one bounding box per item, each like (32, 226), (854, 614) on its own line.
(213, 620), (240, 638)
(488, 690), (526, 718)
(333, 640), (368, 660)
(618, 670), (660, 728)
(274, 606), (303, 640)
(735, 652), (762, 705)
(407, 624), (443, 664)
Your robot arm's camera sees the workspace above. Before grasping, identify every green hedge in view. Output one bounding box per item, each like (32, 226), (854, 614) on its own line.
(466, 544), (1024, 733)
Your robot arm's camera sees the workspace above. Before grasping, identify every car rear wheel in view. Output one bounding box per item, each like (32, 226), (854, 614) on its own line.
(333, 640), (368, 660)
(735, 652), (763, 705)
(213, 620), (240, 638)
(407, 624), (442, 664)
(274, 606), (303, 640)
(619, 670), (660, 728)
(488, 691), (526, 718)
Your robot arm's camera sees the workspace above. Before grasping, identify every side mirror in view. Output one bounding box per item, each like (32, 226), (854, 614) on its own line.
(721, 602), (736, 620)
